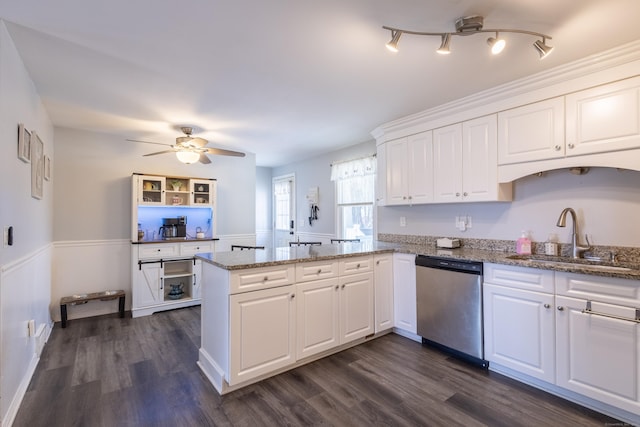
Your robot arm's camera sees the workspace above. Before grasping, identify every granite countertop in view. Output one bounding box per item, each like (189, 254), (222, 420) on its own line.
(196, 241), (640, 280)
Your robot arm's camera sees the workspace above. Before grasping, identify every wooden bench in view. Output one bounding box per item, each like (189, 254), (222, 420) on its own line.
(60, 290), (125, 328)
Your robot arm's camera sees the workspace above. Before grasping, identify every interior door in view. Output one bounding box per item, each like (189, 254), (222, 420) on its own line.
(273, 174), (295, 248)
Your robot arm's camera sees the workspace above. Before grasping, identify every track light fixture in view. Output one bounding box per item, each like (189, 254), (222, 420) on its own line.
(383, 15), (553, 59)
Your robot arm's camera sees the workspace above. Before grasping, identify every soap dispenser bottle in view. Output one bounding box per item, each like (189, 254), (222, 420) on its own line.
(516, 231), (532, 255)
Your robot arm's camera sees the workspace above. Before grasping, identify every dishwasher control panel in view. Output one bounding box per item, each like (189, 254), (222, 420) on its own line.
(416, 255), (483, 275)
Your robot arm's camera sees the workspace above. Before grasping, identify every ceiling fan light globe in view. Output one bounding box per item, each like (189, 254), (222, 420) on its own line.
(176, 151), (201, 164)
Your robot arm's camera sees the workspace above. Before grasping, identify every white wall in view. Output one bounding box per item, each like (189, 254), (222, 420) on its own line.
(255, 166), (273, 247)
(273, 141), (376, 238)
(0, 20), (54, 426)
(377, 167), (640, 247)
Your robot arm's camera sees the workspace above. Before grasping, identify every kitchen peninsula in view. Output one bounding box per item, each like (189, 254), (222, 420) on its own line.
(196, 242), (397, 394)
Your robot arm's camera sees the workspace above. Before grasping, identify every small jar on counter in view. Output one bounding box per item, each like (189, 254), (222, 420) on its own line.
(544, 234), (558, 256)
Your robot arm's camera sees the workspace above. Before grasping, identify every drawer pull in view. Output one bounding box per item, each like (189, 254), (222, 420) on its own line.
(582, 300), (640, 324)
(356, 264), (360, 268)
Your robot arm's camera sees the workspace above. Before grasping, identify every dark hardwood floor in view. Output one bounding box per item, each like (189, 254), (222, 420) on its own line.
(14, 307), (620, 426)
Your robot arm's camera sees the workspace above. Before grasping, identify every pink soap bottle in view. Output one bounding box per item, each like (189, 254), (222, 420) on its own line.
(516, 231), (532, 255)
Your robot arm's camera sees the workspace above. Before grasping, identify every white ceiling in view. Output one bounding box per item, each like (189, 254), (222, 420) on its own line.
(2, 0), (640, 167)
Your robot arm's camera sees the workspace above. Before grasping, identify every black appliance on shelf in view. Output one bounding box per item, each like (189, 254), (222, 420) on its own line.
(160, 216), (187, 239)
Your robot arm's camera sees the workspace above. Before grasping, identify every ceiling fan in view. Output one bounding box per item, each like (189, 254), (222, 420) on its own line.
(127, 126), (245, 164)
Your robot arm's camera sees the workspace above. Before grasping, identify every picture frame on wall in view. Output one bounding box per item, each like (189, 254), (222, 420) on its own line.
(18, 123), (31, 163)
(44, 156), (51, 181)
(31, 131), (44, 200)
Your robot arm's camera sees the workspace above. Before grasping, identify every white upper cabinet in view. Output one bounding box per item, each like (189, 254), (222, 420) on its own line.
(376, 142), (387, 206)
(385, 131), (433, 205)
(565, 76), (640, 156)
(434, 115), (511, 203)
(498, 97), (565, 165)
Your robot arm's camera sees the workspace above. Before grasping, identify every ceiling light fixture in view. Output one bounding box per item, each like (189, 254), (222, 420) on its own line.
(176, 150), (201, 164)
(383, 15), (553, 59)
(385, 30), (402, 52)
(487, 32), (506, 55)
(533, 37), (554, 59)
(436, 33), (451, 55)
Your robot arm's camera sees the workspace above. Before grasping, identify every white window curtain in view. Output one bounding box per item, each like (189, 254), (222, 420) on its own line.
(330, 156), (376, 181)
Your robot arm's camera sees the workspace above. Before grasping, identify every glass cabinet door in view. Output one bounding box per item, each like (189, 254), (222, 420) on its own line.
(138, 175), (166, 205)
(190, 179), (215, 206)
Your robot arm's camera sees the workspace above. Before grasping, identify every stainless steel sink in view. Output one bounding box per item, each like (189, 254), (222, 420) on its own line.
(505, 255), (633, 272)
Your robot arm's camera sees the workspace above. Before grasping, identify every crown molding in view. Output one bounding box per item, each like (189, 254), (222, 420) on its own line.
(372, 39), (640, 141)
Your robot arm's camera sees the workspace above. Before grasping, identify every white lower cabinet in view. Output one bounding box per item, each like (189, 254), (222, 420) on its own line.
(374, 254), (394, 333)
(134, 262), (163, 308)
(296, 278), (340, 359)
(339, 272), (374, 343)
(484, 283), (555, 383)
(555, 272), (640, 417)
(484, 264), (640, 422)
(393, 253), (417, 334)
(229, 284), (296, 386)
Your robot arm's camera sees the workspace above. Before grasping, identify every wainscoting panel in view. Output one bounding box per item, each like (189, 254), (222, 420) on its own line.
(0, 244), (52, 426)
(52, 239), (131, 322)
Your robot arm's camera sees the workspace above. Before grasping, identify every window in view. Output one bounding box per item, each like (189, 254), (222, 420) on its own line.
(331, 156), (375, 241)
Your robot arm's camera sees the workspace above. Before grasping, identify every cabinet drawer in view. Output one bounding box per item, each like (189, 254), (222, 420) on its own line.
(181, 241), (215, 256)
(295, 260), (339, 282)
(230, 264), (295, 294)
(138, 243), (180, 260)
(484, 263), (554, 293)
(556, 272), (640, 306)
(339, 256), (373, 276)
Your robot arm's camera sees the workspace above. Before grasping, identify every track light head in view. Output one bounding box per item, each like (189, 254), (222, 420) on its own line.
(386, 30), (402, 52)
(487, 33), (506, 54)
(436, 33), (451, 55)
(533, 38), (554, 59)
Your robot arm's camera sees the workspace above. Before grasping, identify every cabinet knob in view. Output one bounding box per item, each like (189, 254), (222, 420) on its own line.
(263, 276), (268, 281)
(317, 269), (322, 274)
(544, 304), (550, 309)
(568, 143), (575, 149)
(335, 285), (339, 290)
(463, 192), (468, 197)
(356, 264), (360, 268)
(455, 192), (460, 197)
(554, 145), (561, 151)
(376, 260), (380, 265)
(341, 284), (346, 289)
(291, 293), (295, 299)
(408, 196), (412, 200)
(403, 196), (407, 200)
(557, 306), (564, 311)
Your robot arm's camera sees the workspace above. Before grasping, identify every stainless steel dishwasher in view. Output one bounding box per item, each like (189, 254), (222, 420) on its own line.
(415, 255), (488, 368)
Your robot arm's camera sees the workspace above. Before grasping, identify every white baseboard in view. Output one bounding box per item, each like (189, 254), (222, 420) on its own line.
(2, 353), (38, 427)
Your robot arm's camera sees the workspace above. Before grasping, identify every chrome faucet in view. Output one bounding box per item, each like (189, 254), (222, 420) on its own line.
(556, 207), (591, 258)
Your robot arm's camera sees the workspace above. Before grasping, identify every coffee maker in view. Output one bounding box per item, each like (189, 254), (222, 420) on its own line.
(159, 216), (187, 239)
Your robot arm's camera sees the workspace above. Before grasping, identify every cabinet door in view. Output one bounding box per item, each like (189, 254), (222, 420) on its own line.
(566, 76), (640, 157)
(339, 272), (374, 344)
(433, 123), (463, 203)
(385, 137), (409, 205)
(137, 175), (166, 205)
(498, 97), (565, 165)
(134, 262), (163, 307)
(374, 254), (394, 333)
(296, 278), (340, 359)
(192, 261), (201, 299)
(376, 143), (387, 206)
(462, 115), (506, 202)
(229, 285), (296, 386)
(407, 131), (434, 204)
(393, 253), (417, 334)
(190, 179), (215, 206)
(556, 295), (640, 415)
(484, 283), (555, 383)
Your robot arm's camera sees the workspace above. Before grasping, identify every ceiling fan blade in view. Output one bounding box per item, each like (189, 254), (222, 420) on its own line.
(143, 150), (176, 157)
(199, 153), (212, 164)
(127, 138), (173, 147)
(205, 147), (246, 157)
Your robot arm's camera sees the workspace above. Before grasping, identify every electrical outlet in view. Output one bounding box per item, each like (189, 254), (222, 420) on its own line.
(400, 216), (406, 227)
(3, 226), (10, 247)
